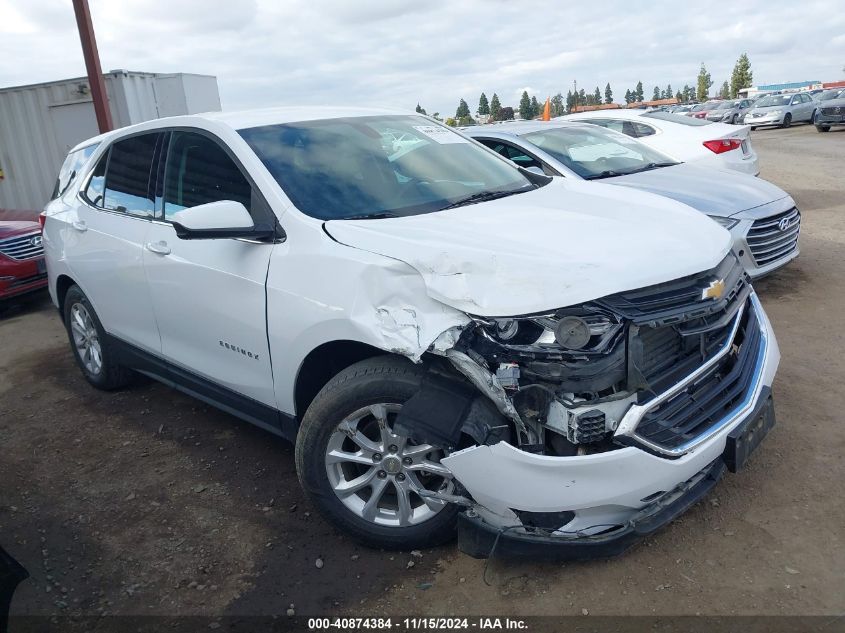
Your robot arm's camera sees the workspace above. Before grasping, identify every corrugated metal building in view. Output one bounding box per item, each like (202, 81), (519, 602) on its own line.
(0, 70), (221, 214)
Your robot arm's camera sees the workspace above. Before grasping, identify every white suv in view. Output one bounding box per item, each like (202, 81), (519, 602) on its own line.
(43, 107), (780, 558)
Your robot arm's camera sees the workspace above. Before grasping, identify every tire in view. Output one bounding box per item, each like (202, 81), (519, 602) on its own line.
(809, 110), (817, 125)
(750, 126), (757, 131)
(816, 125), (830, 133)
(781, 113), (792, 128)
(63, 285), (133, 390)
(730, 114), (737, 124)
(295, 355), (461, 550)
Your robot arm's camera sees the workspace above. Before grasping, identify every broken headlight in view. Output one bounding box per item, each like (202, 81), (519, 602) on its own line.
(480, 305), (622, 354)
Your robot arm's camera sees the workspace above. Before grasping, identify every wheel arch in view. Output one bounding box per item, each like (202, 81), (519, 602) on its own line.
(293, 340), (399, 421)
(55, 273), (78, 322)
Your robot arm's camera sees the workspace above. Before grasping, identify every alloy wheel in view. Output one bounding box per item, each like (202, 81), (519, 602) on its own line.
(325, 403), (454, 527)
(69, 303), (103, 375)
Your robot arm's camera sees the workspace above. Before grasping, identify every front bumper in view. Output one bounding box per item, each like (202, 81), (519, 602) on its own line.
(443, 293), (780, 558)
(0, 256), (48, 301)
(816, 113), (845, 126)
(745, 112), (784, 126)
(729, 205), (801, 279)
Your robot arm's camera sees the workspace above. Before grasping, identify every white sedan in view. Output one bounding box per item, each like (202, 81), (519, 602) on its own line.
(561, 109), (759, 176)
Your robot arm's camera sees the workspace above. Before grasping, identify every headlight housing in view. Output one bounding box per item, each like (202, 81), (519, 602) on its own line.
(479, 305), (623, 353)
(708, 215), (739, 230)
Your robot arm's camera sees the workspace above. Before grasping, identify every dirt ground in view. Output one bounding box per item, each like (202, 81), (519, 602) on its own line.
(1, 123), (843, 623)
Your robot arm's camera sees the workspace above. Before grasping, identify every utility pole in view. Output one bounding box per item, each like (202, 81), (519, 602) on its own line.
(71, 0), (113, 133)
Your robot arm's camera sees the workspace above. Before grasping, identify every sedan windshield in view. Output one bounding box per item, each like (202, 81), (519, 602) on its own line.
(755, 95), (792, 107)
(239, 115), (534, 220)
(819, 90), (845, 101)
(715, 101), (738, 109)
(522, 126), (678, 180)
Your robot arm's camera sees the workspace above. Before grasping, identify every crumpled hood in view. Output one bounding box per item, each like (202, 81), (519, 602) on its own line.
(325, 179), (731, 316)
(606, 162), (790, 218)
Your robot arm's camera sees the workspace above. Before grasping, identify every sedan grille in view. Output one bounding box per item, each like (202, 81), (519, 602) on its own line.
(0, 231), (44, 261)
(746, 207), (800, 267)
(634, 301), (762, 451)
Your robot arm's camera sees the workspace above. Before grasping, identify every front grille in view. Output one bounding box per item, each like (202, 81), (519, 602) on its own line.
(634, 302), (762, 450)
(0, 231), (44, 261)
(597, 254), (748, 327)
(746, 207), (800, 267)
(821, 106), (844, 115)
(637, 317), (735, 394)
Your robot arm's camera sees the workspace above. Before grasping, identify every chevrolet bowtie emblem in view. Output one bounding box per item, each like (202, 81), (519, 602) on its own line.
(702, 279), (726, 301)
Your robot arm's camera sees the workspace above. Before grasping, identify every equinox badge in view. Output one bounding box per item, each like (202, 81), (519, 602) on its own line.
(701, 279), (726, 301)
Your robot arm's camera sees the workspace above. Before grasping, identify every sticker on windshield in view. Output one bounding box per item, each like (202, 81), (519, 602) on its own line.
(412, 125), (468, 144)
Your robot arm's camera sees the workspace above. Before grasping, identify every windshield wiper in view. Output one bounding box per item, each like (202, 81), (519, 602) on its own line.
(583, 170), (627, 180)
(339, 211), (401, 221)
(439, 188), (528, 210)
(621, 161), (679, 175)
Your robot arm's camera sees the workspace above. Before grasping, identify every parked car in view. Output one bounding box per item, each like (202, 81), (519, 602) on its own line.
(563, 109), (759, 176)
(0, 219), (48, 308)
(744, 93), (817, 128)
(669, 105), (692, 115)
(689, 102), (720, 119)
(815, 88), (845, 103)
(43, 107), (780, 558)
(814, 93), (845, 132)
(706, 99), (755, 124)
(464, 121), (800, 279)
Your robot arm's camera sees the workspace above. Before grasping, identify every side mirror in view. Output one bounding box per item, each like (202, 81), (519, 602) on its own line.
(171, 200), (273, 241)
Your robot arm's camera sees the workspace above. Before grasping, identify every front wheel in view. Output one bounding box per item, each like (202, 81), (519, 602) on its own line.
(781, 113), (792, 128)
(63, 285), (133, 390)
(809, 110), (817, 125)
(816, 125), (830, 133)
(295, 356), (460, 550)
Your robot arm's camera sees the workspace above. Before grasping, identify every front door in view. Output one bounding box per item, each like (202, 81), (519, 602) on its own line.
(142, 130), (277, 409)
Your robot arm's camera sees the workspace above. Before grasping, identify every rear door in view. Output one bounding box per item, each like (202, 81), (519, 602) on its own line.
(142, 129), (278, 410)
(65, 132), (163, 353)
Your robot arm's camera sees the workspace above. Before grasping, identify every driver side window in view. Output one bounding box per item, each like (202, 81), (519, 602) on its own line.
(163, 131), (253, 221)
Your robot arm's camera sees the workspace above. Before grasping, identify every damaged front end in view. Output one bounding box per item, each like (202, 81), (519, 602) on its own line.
(397, 254), (780, 559)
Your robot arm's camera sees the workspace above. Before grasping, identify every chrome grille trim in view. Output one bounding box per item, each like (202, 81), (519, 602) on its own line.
(746, 208), (800, 267)
(0, 231), (44, 261)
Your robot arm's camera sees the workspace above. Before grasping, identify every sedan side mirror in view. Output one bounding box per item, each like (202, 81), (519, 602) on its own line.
(171, 200), (274, 241)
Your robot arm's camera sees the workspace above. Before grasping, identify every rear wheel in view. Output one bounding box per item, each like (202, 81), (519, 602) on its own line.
(816, 125), (830, 133)
(63, 285), (133, 390)
(295, 356), (460, 550)
(781, 113), (792, 128)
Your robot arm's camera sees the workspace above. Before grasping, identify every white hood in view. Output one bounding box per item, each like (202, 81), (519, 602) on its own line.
(325, 179), (732, 316)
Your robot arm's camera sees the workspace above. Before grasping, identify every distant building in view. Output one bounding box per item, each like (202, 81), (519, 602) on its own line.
(0, 70), (221, 214)
(739, 80), (821, 98)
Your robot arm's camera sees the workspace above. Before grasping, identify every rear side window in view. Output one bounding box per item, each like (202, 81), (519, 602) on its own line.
(163, 131), (252, 220)
(52, 144), (99, 200)
(82, 151), (108, 207)
(103, 133), (159, 217)
(479, 140), (543, 170)
(631, 122), (656, 137)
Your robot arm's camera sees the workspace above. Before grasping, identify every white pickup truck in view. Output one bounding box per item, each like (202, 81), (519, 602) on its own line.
(42, 107), (779, 558)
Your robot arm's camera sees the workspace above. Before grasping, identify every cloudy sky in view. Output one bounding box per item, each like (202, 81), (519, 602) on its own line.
(2, 0), (844, 117)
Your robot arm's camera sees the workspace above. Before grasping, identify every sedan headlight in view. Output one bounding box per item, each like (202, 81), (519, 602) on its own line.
(768, 110), (782, 116)
(708, 215), (739, 230)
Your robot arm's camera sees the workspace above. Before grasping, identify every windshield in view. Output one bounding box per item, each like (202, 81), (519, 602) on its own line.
(755, 95), (792, 107)
(819, 90), (844, 101)
(715, 101), (737, 109)
(522, 125), (678, 180)
(239, 115), (533, 220)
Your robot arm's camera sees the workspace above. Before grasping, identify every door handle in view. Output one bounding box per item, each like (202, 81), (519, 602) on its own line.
(145, 241), (171, 255)
(72, 220), (87, 232)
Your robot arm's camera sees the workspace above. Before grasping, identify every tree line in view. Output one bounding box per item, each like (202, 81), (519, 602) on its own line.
(415, 54), (754, 125)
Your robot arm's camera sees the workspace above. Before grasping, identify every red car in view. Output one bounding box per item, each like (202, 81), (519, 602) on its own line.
(0, 220), (48, 304)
